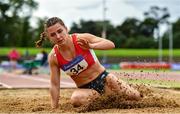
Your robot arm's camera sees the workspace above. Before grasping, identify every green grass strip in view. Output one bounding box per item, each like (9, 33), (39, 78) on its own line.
(95, 49), (180, 57)
(1, 48), (180, 57)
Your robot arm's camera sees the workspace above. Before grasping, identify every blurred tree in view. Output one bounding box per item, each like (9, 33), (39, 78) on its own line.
(172, 19), (180, 48)
(70, 20), (103, 36)
(139, 18), (157, 37)
(124, 36), (157, 49)
(116, 18), (140, 38)
(144, 6), (170, 61)
(109, 33), (126, 48)
(144, 6), (170, 40)
(161, 18), (180, 49)
(69, 19), (117, 41)
(172, 18), (180, 35)
(173, 32), (180, 48)
(1, 2), (179, 49)
(0, 0), (38, 47)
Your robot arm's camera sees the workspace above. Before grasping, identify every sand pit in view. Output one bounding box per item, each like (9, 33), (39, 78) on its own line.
(0, 85), (180, 113)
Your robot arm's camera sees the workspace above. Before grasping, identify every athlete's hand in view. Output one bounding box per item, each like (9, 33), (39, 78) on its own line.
(77, 38), (92, 50)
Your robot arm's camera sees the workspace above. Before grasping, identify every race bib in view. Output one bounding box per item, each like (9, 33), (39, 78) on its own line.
(61, 55), (88, 75)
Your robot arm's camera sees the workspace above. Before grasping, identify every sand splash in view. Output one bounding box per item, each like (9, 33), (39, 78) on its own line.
(77, 84), (179, 112)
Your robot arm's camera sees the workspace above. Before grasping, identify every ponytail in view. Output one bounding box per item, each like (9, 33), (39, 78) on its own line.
(35, 32), (46, 48)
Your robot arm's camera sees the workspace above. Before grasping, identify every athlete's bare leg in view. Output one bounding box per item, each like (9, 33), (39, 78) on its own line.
(104, 73), (141, 100)
(70, 89), (100, 107)
(71, 73), (141, 107)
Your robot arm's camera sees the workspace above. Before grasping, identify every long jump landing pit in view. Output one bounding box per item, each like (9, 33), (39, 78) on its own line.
(0, 70), (180, 113)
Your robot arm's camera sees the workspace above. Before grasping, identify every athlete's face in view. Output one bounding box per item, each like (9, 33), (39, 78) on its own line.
(47, 23), (69, 46)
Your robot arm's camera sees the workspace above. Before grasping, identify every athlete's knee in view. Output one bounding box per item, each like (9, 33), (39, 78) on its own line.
(70, 94), (86, 107)
(128, 88), (142, 101)
(133, 89), (142, 100)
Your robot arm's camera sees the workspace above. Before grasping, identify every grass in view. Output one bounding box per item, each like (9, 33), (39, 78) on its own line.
(95, 49), (180, 57)
(1, 47), (180, 57)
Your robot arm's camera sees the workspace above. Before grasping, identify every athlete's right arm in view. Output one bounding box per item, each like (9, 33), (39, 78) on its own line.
(48, 52), (61, 109)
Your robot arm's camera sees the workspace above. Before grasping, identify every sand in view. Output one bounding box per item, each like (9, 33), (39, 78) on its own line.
(0, 85), (180, 113)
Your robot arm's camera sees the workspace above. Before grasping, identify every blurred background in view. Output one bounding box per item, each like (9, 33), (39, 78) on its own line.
(0, 0), (180, 71)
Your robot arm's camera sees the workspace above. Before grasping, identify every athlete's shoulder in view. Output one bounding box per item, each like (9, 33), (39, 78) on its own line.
(76, 33), (94, 37)
(48, 47), (57, 64)
(76, 33), (96, 41)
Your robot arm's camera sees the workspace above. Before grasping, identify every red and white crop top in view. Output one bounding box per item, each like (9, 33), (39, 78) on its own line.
(54, 34), (98, 76)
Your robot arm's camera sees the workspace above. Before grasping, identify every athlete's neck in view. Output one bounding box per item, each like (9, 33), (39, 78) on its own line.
(58, 35), (73, 51)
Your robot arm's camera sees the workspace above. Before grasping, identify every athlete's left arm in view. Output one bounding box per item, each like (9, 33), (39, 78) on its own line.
(77, 33), (115, 50)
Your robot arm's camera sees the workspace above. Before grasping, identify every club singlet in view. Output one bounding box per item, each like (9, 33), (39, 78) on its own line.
(54, 34), (98, 76)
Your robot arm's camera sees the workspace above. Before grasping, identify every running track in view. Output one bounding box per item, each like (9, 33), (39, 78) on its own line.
(0, 70), (180, 88)
(0, 72), (76, 88)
